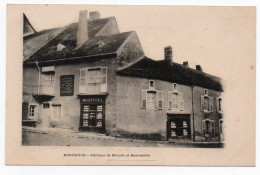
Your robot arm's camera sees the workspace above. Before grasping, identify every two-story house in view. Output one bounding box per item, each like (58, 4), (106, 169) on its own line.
(116, 46), (223, 142)
(23, 10), (223, 142)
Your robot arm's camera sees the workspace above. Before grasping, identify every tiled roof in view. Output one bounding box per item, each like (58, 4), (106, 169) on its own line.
(117, 57), (223, 91)
(23, 17), (114, 62)
(25, 31), (133, 63)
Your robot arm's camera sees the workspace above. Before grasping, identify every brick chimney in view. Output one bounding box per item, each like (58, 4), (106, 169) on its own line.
(89, 11), (100, 20)
(196, 65), (203, 71)
(183, 61), (189, 67)
(164, 46), (173, 65)
(77, 10), (88, 47)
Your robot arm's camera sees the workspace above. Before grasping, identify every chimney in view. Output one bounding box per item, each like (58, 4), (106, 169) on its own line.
(183, 61), (189, 67)
(77, 10), (89, 47)
(89, 11), (100, 20)
(196, 65), (203, 71)
(164, 46), (173, 65)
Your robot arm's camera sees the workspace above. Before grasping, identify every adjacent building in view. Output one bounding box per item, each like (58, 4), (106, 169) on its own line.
(22, 11), (224, 142)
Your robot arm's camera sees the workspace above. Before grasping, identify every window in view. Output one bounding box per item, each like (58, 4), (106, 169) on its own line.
(43, 74), (55, 86)
(202, 119), (215, 136)
(217, 97), (222, 113)
(52, 105), (61, 118)
(158, 91), (163, 109)
(141, 90), (147, 109)
(29, 105), (36, 117)
(219, 119), (223, 134)
(149, 80), (155, 89)
(28, 104), (38, 120)
(168, 91), (184, 111)
(79, 67), (107, 94)
(43, 103), (50, 108)
(146, 91), (157, 110)
(173, 83), (177, 91)
(201, 90), (213, 112)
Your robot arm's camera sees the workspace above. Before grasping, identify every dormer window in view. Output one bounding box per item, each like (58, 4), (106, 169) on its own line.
(57, 43), (66, 51)
(149, 80), (155, 89)
(98, 41), (105, 47)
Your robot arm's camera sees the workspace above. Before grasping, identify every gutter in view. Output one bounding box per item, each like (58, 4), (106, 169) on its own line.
(35, 61), (41, 94)
(24, 52), (117, 65)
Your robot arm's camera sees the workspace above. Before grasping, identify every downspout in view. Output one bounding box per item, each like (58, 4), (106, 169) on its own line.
(35, 61), (40, 94)
(192, 85), (195, 142)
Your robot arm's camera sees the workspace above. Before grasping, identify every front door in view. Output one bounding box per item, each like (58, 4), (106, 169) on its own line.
(41, 103), (50, 128)
(80, 96), (105, 132)
(167, 114), (191, 140)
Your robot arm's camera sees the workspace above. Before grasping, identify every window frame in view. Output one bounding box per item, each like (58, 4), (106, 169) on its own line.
(79, 66), (107, 94)
(28, 103), (38, 120)
(149, 80), (155, 89)
(202, 119), (215, 136)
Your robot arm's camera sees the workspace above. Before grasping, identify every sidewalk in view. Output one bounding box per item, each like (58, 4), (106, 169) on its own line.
(22, 126), (224, 147)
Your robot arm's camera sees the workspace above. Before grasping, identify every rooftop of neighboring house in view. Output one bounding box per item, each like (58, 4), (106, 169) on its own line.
(117, 56), (223, 91)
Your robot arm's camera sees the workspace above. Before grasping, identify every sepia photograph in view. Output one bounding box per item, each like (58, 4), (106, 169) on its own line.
(6, 4), (255, 166)
(22, 7), (224, 148)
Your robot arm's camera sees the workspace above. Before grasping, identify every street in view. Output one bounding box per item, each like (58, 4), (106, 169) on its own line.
(22, 129), (223, 148)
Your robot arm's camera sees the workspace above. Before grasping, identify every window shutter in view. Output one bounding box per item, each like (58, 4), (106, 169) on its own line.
(180, 93), (184, 111)
(168, 91), (173, 110)
(158, 91), (163, 109)
(216, 97), (219, 112)
(201, 95), (204, 111)
(202, 120), (205, 135)
(100, 67), (107, 92)
(22, 102), (29, 120)
(79, 69), (87, 93)
(141, 90), (147, 109)
(211, 121), (215, 136)
(210, 97), (213, 112)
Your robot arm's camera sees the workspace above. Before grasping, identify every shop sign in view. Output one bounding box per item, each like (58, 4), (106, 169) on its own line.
(60, 75), (74, 96)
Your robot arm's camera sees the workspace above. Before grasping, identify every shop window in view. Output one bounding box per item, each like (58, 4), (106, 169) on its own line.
(201, 89), (213, 112)
(52, 105), (61, 118)
(79, 67), (107, 94)
(202, 119), (215, 136)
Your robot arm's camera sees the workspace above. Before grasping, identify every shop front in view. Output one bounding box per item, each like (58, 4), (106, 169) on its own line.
(79, 95), (106, 133)
(167, 114), (191, 140)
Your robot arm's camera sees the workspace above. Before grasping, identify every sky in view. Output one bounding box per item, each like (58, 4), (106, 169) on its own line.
(22, 5), (255, 78)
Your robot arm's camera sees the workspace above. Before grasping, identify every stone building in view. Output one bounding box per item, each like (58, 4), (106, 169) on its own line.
(22, 11), (223, 142)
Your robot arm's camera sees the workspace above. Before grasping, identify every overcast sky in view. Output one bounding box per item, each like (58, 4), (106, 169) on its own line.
(23, 5), (255, 78)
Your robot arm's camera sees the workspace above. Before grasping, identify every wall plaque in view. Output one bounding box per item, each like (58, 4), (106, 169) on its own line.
(60, 75), (74, 96)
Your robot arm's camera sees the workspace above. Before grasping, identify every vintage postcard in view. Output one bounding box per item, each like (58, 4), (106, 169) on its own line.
(6, 4), (256, 166)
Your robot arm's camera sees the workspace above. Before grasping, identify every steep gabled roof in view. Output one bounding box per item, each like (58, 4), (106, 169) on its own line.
(24, 31), (134, 63)
(117, 57), (223, 91)
(23, 17), (114, 61)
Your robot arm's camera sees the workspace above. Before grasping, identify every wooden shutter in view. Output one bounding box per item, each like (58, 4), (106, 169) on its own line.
(180, 93), (184, 111)
(202, 120), (205, 135)
(216, 97), (220, 112)
(210, 97), (213, 112)
(201, 95), (204, 111)
(100, 67), (107, 92)
(211, 121), (215, 136)
(168, 91), (173, 110)
(158, 91), (163, 109)
(79, 69), (87, 93)
(22, 102), (29, 120)
(141, 90), (147, 109)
